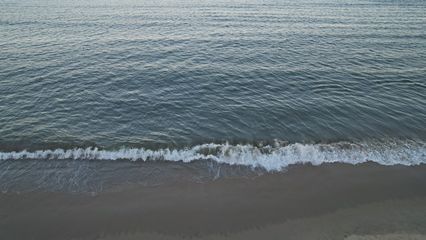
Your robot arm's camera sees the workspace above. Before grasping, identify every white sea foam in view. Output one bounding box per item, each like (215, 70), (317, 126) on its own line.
(0, 140), (425, 171)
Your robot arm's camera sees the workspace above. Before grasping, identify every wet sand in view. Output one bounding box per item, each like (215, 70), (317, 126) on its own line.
(1, 162), (426, 240)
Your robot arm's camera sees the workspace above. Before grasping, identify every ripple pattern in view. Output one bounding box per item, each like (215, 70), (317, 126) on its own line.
(0, 0), (425, 149)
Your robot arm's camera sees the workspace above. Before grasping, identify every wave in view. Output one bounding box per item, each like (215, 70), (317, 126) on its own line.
(0, 140), (425, 171)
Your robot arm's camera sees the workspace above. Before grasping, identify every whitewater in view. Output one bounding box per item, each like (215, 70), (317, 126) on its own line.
(1, 139), (424, 171)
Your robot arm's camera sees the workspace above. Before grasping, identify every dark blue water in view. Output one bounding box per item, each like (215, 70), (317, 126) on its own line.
(0, 0), (425, 191)
(1, 0), (425, 147)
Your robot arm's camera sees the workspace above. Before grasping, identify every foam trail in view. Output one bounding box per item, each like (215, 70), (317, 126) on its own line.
(0, 140), (425, 171)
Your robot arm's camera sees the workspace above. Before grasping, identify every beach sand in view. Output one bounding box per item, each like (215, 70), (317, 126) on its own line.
(1, 162), (426, 240)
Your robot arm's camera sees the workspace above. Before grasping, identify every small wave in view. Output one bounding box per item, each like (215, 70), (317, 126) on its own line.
(0, 140), (424, 171)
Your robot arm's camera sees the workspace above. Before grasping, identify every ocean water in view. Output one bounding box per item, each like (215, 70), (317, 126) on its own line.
(0, 0), (425, 191)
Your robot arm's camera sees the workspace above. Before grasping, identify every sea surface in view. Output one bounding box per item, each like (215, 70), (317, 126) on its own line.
(0, 0), (425, 192)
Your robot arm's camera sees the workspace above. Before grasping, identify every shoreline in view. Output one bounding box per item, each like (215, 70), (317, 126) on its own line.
(1, 162), (426, 240)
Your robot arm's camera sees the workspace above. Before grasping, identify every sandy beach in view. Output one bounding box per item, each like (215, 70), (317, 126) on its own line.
(1, 162), (426, 240)
(2, 0), (426, 239)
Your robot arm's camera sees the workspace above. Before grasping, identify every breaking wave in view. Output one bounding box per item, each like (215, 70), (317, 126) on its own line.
(0, 140), (425, 171)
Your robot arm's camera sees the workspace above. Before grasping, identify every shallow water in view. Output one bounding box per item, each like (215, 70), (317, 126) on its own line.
(0, 0), (425, 191)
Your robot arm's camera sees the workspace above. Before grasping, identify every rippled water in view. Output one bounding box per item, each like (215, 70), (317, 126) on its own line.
(0, 0), (425, 191)
(2, 0), (425, 148)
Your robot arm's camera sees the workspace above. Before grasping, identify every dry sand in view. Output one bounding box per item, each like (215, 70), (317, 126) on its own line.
(1, 162), (426, 240)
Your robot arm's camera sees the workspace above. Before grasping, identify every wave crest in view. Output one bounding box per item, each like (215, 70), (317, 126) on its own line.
(0, 140), (425, 171)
